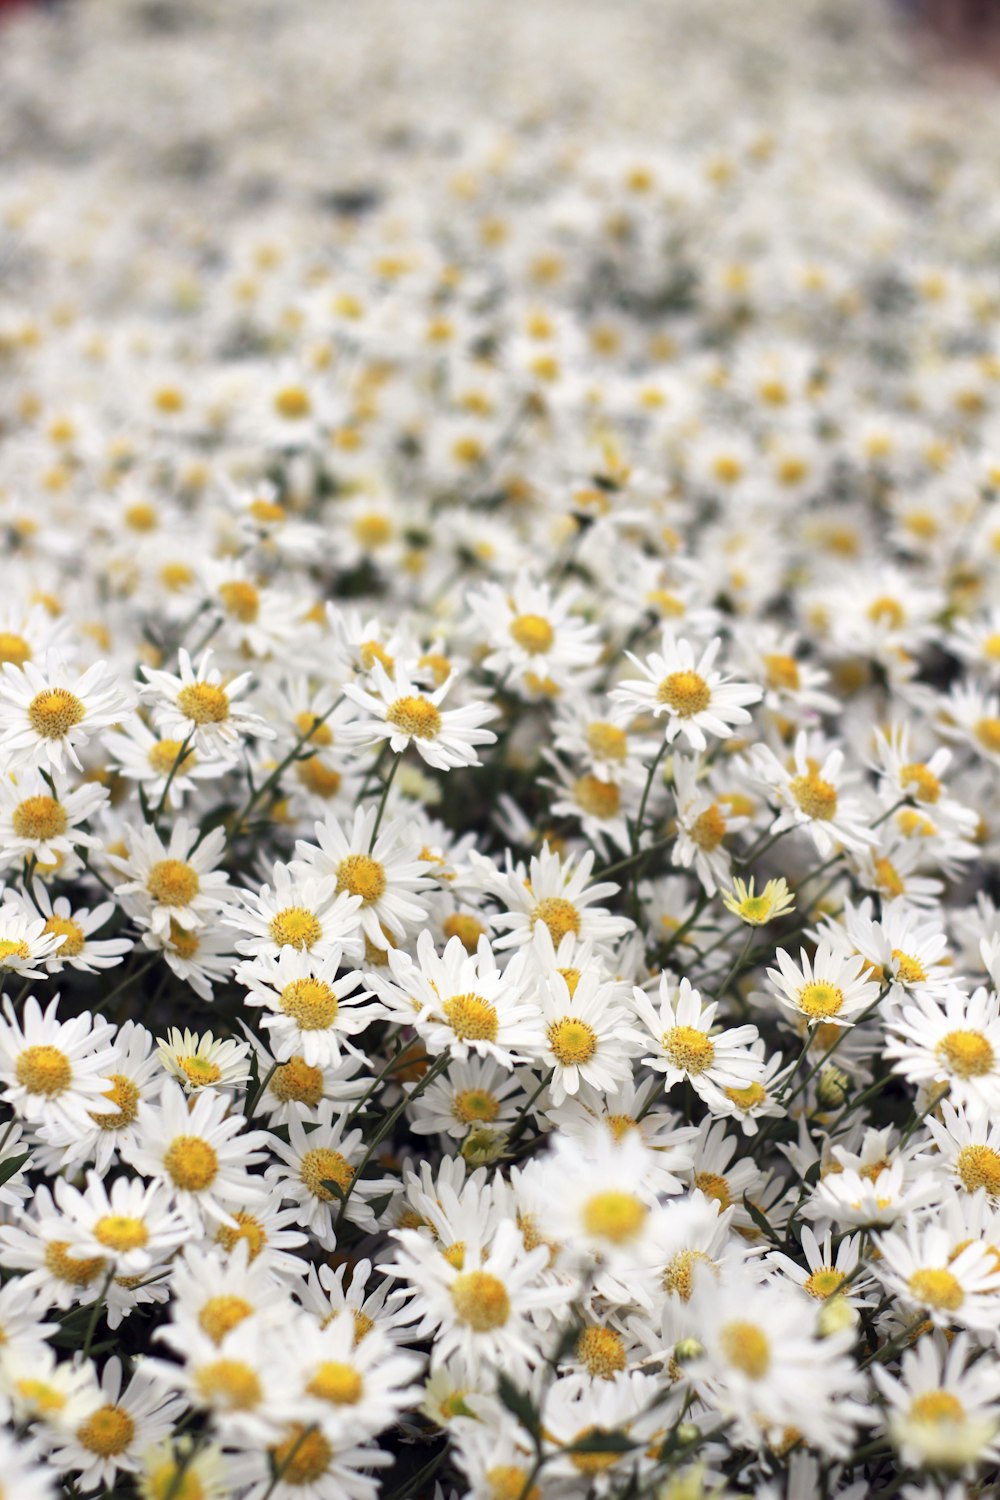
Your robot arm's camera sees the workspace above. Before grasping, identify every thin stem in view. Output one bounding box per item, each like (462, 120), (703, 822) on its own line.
(245, 1060), (279, 1118)
(368, 754), (400, 849)
(505, 1068), (553, 1149)
(596, 834), (674, 881)
(335, 1053), (450, 1228)
(81, 1267), (115, 1360)
(229, 700), (342, 839)
(152, 729), (195, 821)
(261, 1424), (320, 1500)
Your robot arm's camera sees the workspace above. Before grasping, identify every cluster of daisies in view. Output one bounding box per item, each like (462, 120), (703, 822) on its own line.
(3, 0), (1000, 1496)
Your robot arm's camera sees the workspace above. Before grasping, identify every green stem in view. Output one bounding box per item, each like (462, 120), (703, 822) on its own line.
(368, 754), (401, 849)
(152, 728), (195, 821)
(261, 1425), (320, 1500)
(335, 1053), (450, 1228)
(81, 1268), (114, 1360)
(245, 1060), (279, 1118)
(505, 1068), (553, 1149)
(229, 699), (342, 839)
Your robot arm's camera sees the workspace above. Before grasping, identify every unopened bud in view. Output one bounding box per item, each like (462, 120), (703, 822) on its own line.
(816, 1064), (849, 1109)
(674, 1337), (704, 1363)
(461, 1126), (508, 1165)
(676, 1422), (701, 1446)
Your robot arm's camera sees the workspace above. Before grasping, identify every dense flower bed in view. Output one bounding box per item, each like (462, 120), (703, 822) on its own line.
(1, 1), (1000, 1496)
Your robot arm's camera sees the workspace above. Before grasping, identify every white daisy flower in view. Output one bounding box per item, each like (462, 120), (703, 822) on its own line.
(611, 630), (761, 751)
(292, 806), (430, 948)
(886, 985), (1000, 1119)
(766, 940), (882, 1029)
(272, 1307), (423, 1443)
(141, 646), (275, 759)
(0, 652), (133, 773)
(104, 713), (232, 810)
(31, 884), (133, 974)
(109, 819), (230, 939)
(0, 993), (117, 1136)
(632, 973), (763, 1113)
(0, 892), (71, 978)
(751, 729), (875, 856)
(875, 1218), (1000, 1332)
(0, 768), (107, 868)
(237, 946), (376, 1067)
(156, 1025), (252, 1093)
(537, 963), (635, 1103)
(342, 660), (497, 770)
(45, 1356), (186, 1495)
(124, 1079), (268, 1229)
(874, 1332), (1000, 1473)
(467, 573), (602, 695)
(469, 842), (632, 954)
(226, 860), (363, 961)
(266, 1101), (393, 1248)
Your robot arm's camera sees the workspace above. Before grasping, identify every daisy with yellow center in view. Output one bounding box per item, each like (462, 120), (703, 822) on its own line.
(0, 652), (133, 773)
(110, 819), (231, 941)
(670, 753), (750, 896)
(467, 574), (602, 697)
(612, 629), (761, 751)
(875, 1331), (1000, 1472)
(123, 1081), (268, 1230)
(237, 945), (377, 1067)
(266, 1103), (392, 1248)
(157, 1027), (252, 1094)
(225, 860), (364, 964)
(141, 646), (274, 760)
(343, 660), (497, 770)
(886, 985), (1000, 1120)
(0, 991), (118, 1136)
(290, 805), (430, 949)
(0, 767), (107, 867)
(632, 973), (763, 1113)
(722, 875), (795, 926)
(368, 927), (541, 1067)
(752, 729), (874, 856)
(876, 1220), (1000, 1333)
(406, 1055), (525, 1141)
(538, 963), (634, 1103)
(768, 941), (882, 1030)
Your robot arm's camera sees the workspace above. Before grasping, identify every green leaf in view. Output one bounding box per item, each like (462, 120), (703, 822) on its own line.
(496, 1373), (540, 1440)
(367, 1191), (395, 1219)
(321, 1179), (346, 1201)
(0, 1150), (29, 1187)
(742, 1194), (780, 1245)
(564, 1428), (636, 1456)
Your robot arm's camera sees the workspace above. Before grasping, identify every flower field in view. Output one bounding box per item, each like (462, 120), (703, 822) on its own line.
(1, 0), (1000, 1496)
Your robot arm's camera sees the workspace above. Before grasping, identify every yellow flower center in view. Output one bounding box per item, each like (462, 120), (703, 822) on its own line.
(957, 1144), (1000, 1196)
(280, 978), (340, 1030)
(27, 688), (85, 739)
(572, 774), (621, 819)
(790, 770), (838, 820)
(798, 982), (845, 1020)
(168, 921), (200, 959)
(270, 1425), (332, 1485)
(296, 757), (342, 798)
(908, 1268), (964, 1312)
(656, 670), (711, 716)
(300, 1147), (354, 1200)
(215, 1212), (267, 1260)
(306, 1361), (363, 1405)
(12, 795), (67, 841)
(147, 859), (200, 906)
(867, 596), (905, 629)
(219, 580), (259, 623)
(689, 804), (726, 850)
(92, 1073), (140, 1128)
(910, 1389), (965, 1424)
(148, 738), (197, 777)
(662, 1248), (715, 1301)
(802, 1267), (845, 1299)
(509, 613), (555, 654)
(575, 1325), (626, 1379)
(694, 1171), (731, 1209)
(16, 1378), (67, 1415)
(901, 762), (941, 803)
(586, 721), (627, 761)
(720, 1320), (770, 1378)
(605, 1113), (637, 1142)
(487, 1466), (541, 1500)
(582, 1190), (648, 1245)
(937, 1029), (994, 1079)
(0, 632), (31, 667)
(164, 1136), (218, 1191)
(662, 1024), (715, 1074)
(199, 1294), (255, 1343)
(16, 1044), (71, 1096)
(336, 853), (386, 904)
(386, 695), (442, 740)
(442, 912), (486, 953)
(975, 717), (1000, 754)
(274, 386), (312, 419)
(359, 640), (394, 673)
(77, 1404), (135, 1456)
(892, 949), (927, 985)
(764, 653), (800, 691)
(532, 896), (581, 943)
(196, 1359), (263, 1410)
(725, 1081), (767, 1112)
(353, 514), (393, 548)
(146, 1463), (205, 1500)
(44, 1240), (106, 1287)
(42, 914), (86, 956)
(0, 939), (29, 964)
(178, 1055), (222, 1087)
(93, 1215), (149, 1252)
(176, 682), (230, 725)
(450, 1270), (510, 1331)
(265, 1053), (323, 1106)
(548, 1016), (598, 1066)
(453, 1087), (500, 1124)
(442, 992), (499, 1042)
(269, 906), (322, 950)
